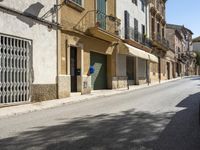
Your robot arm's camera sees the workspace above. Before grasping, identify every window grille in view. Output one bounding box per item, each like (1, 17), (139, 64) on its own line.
(0, 33), (31, 103)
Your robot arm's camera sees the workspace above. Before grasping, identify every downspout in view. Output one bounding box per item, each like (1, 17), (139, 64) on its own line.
(145, 1), (150, 85)
(145, 1), (148, 35)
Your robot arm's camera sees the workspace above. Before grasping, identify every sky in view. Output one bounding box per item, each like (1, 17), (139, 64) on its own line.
(166, 0), (200, 38)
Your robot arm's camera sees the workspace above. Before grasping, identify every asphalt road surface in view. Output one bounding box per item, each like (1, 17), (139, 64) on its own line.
(0, 77), (200, 150)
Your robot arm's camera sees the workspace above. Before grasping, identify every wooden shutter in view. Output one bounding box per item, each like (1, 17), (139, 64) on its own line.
(124, 10), (130, 39)
(134, 18), (138, 41)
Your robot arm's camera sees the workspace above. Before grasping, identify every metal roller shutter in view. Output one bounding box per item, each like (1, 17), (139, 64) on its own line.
(90, 52), (107, 90)
(0, 33), (31, 103)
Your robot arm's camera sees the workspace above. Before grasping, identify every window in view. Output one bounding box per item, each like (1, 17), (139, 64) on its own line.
(142, 24), (145, 43)
(134, 18), (138, 41)
(67, 0), (84, 11)
(132, 0), (137, 6)
(156, 0), (159, 9)
(141, 0), (145, 12)
(157, 23), (160, 34)
(162, 28), (164, 38)
(142, 24), (145, 35)
(178, 47), (181, 58)
(70, 0), (82, 6)
(151, 18), (155, 34)
(124, 10), (130, 39)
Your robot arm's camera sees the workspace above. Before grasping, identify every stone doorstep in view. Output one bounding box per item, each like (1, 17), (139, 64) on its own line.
(0, 77), (182, 119)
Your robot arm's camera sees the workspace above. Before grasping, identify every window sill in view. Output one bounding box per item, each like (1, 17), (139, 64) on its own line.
(66, 0), (85, 12)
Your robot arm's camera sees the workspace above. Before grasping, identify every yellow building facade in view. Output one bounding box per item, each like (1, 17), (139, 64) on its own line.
(58, 0), (122, 98)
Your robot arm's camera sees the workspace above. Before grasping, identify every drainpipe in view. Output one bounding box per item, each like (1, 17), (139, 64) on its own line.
(145, 1), (148, 35)
(145, 2), (150, 85)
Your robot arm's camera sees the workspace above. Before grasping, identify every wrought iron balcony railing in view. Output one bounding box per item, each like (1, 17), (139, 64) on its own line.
(152, 33), (169, 49)
(125, 27), (152, 48)
(74, 10), (121, 36)
(162, 37), (169, 48)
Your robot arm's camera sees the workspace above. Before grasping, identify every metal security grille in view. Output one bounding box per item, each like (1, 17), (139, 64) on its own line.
(0, 33), (31, 103)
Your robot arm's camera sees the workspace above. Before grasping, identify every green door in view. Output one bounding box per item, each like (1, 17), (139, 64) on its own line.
(90, 52), (107, 90)
(97, 0), (106, 29)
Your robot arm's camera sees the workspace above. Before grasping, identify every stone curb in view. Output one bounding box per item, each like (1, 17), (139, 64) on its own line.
(0, 77), (182, 119)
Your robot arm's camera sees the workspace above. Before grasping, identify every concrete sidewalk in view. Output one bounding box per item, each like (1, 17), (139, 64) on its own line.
(0, 77), (182, 119)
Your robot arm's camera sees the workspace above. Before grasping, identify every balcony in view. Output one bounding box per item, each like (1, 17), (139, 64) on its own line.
(124, 27), (152, 52)
(74, 10), (121, 42)
(149, 0), (165, 21)
(152, 33), (169, 51)
(176, 52), (188, 63)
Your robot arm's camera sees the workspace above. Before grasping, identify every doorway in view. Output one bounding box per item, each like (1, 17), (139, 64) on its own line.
(126, 56), (135, 85)
(70, 46), (78, 92)
(158, 57), (161, 81)
(167, 62), (170, 80)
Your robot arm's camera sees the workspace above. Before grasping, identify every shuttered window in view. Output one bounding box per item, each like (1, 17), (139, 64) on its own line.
(124, 10), (130, 39)
(141, 0), (145, 12)
(134, 18), (138, 41)
(142, 24), (145, 43)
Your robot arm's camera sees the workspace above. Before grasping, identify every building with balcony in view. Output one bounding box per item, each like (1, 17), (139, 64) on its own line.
(116, 0), (158, 85)
(149, 0), (169, 81)
(166, 24), (195, 76)
(58, 0), (122, 98)
(166, 25), (184, 77)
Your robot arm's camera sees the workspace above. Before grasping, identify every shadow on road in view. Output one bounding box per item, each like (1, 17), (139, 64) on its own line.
(155, 92), (200, 150)
(189, 76), (200, 80)
(0, 93), (200, 150)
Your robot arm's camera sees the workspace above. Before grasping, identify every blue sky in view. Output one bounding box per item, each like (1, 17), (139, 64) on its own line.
(166, 0), (200, 38)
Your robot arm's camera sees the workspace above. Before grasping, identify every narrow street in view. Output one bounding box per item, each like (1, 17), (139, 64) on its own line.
(0, 77), (200, 150)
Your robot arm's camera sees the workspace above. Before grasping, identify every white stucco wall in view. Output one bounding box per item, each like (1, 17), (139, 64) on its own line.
(0, 0), (57, 84)
(116, 0), (150, 39)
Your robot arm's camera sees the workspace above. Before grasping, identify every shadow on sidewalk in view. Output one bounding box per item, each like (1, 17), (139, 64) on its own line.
(0, 93), (200, 150)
